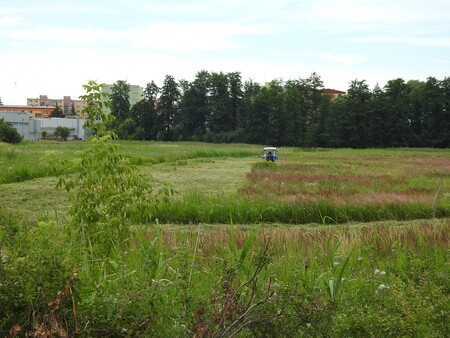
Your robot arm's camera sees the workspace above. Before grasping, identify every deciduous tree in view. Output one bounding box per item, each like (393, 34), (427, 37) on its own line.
(54, 126), (70, 141)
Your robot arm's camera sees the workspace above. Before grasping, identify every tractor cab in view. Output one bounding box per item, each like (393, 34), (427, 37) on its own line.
(262, 147), (278, 161)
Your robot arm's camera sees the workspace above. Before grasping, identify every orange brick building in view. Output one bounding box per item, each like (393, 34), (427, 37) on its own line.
(0, 105), (55, 118)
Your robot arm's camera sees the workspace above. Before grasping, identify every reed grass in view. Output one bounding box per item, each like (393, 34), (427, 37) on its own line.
(1, 207), (448, 336)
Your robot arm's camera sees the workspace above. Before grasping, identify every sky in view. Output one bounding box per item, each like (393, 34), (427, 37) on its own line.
(1, 0), (450, 105)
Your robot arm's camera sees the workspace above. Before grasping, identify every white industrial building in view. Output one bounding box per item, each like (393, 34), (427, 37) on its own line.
(0, 111), (91, 141)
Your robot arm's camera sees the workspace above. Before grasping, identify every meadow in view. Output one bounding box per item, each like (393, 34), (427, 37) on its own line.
(0, 140), (449, 337)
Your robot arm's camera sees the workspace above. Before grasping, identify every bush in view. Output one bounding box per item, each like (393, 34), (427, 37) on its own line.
(0, 118), (22, 143)
(54, 126), (70, 141)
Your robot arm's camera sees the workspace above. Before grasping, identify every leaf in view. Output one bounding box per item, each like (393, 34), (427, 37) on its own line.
(9, 324), (21, 335)
(239, 229), (256, 264)
(328, 279), (334, 299)
(229, 222), (238, 259)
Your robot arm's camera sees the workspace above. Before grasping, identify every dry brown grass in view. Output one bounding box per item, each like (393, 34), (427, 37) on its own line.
(156, 218), (450, 258)
(244, 154), (449, 206)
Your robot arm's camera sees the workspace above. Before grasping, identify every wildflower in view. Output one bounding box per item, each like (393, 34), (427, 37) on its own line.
(374, 269), (380, 274)
(377, 284), (390, 290)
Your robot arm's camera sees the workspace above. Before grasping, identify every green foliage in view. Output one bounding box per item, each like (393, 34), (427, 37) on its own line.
(110, 80), (131, 121)
(50, 102), (65, 118)
(153, 193), (450, 225)
(318, 237), (352, 304)
(58, 80), (173, 259)
(2, 120), (450, 336)
(0, 218), (77, 333)
(79, 80), (113, 136)
(0, 118), (22, 144)
(190, 227), (276, 337)
(107, 72), (450, 148)
(54, 126), (70, 141)
(157, 75), (180, 141)
(1, 203), (449, 336)
(114, 117), (139, 140)
(253, 160), (278, 168)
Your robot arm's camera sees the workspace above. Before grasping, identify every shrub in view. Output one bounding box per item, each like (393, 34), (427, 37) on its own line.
(57, 80), (174, 259)
(0, 118), (22, 144)
(54, 126), (70, 141)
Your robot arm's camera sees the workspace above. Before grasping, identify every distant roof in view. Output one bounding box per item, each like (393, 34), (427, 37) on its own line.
(1, 105), (56, 108)
(322, 88), (346, 95)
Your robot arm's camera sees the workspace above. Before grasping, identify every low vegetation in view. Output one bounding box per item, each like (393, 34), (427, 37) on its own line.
(1, 212), (448, 337)
(0, 81), (448, 336)
(0, 118), (22, 144)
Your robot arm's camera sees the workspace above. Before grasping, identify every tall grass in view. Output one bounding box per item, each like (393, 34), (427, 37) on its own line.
(154, 191), (449, 224)
(1, 204), (449, 336)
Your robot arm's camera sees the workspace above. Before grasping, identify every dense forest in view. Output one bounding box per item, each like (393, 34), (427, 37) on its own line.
(108, 71), (450, 148)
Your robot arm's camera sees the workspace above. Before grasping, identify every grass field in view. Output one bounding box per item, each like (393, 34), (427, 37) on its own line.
(0, 140), (449, 337)
(1, 141), (449, 223)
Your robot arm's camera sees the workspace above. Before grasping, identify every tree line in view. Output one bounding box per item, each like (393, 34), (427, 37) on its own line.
(108, 71), (450, 148)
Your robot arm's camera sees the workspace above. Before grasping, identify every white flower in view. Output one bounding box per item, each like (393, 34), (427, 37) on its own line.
(377, 284), (390, 290)
(374, 269), (380, 274)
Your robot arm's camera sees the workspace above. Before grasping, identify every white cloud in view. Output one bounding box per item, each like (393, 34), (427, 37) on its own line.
(282, 0), (450, 34)
(0, 20), (277, 52)
(129, 22), (277, 51)
(1, 0), (449, 105)
(0, 15), (22, 26)
(300, 52), (366, 66)
(0, 3), (113, 15)
(353, 34), (450, 49)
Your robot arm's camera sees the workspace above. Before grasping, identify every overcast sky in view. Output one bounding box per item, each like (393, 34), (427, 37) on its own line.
(1, 0), (449, 105)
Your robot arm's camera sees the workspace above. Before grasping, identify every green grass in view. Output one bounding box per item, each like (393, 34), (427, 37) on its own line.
(1, 212), (448, 336)
(1, 141), (449, 336)
(1, 142), (450, 224)
(147, 157), (254, 195)
(0, 140), (259, 183)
